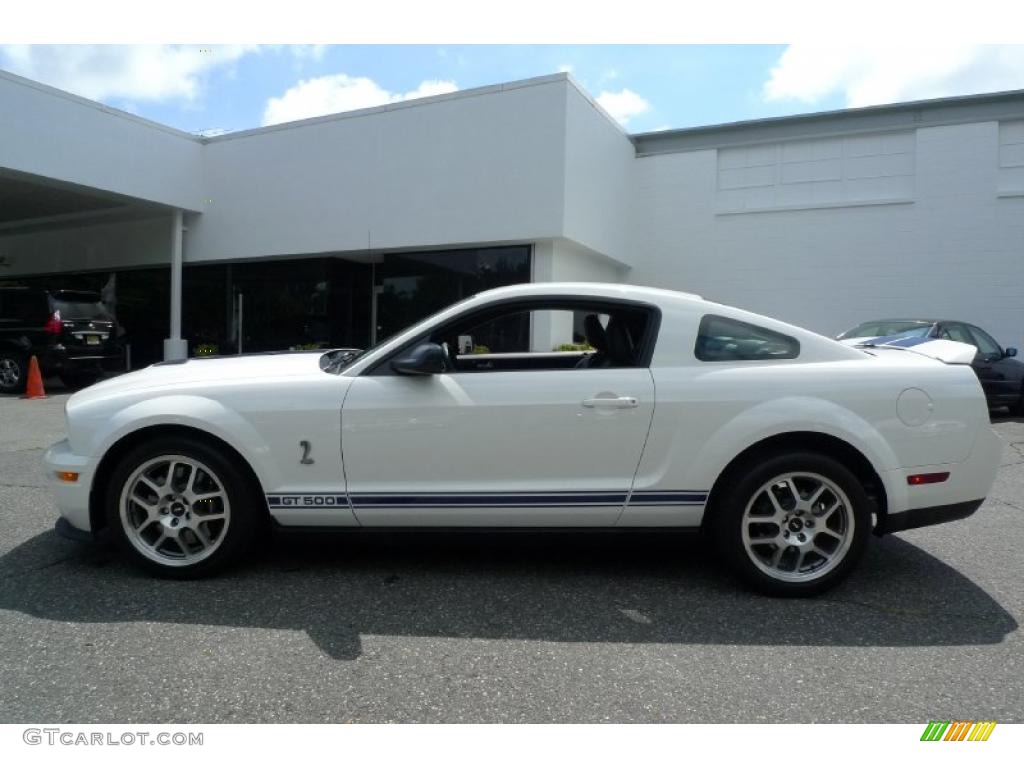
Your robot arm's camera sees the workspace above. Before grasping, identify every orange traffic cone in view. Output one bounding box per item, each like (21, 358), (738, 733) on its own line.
(22, 355), (47, 399)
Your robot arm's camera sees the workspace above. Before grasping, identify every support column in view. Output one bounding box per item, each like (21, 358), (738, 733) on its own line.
(163, 210), (188, 361)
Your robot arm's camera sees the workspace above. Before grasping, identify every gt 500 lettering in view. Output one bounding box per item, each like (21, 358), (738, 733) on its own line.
(266, 494), (347, 509)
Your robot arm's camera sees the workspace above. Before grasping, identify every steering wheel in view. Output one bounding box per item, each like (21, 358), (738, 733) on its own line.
(440, 341), (456, 372)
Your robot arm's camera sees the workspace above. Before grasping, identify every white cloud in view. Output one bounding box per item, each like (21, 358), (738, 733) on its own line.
(291, 44), (328, 62)
(595, 88), (650, 126)
(262, 73), (458, 126)
(557, 63), (574, 73)
(0, 44), (257, 102)
(764, 44), (1024, 108)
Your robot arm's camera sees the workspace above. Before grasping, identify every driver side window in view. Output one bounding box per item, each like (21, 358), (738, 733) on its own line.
(968, 325), (1003, 359)
(431, 302), (655, 373)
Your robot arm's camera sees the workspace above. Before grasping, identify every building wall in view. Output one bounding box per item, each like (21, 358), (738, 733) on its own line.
(631, 120), (1024, 347)
(0, 72), (201, 211)
(0, 215), (174, 275)
(187, 78), (573, 263)
(4, 68), (1024, 352)
(561, 85), (635, 265)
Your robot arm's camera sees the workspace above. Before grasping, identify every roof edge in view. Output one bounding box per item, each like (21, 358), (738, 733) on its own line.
(632, 87), (1024, 156)
(0, 68), (202, 142)
(203, 72), (575, 143)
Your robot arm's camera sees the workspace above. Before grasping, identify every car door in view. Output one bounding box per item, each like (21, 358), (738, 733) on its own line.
(967, 324), (1020, 406)
(340, 302), (657, 526)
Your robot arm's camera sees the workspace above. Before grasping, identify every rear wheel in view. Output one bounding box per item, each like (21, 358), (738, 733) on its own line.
(712, 452), (871, 597)
(0, 353), (26, 394)
(105, 436), (261, 578)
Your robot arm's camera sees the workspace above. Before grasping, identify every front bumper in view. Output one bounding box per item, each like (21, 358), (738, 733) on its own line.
(43, 438), (96, 537)
(876, 498), (985, 535)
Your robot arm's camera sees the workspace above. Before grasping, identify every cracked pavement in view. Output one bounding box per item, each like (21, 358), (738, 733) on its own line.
(0, 388), (1022, 722)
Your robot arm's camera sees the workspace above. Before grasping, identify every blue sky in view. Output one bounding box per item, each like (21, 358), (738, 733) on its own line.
(2, 45), (1022, 136)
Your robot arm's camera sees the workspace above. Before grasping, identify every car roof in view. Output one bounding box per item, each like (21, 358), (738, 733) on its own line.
(853, 318), (937, 324)
(471, 282), (704, 304)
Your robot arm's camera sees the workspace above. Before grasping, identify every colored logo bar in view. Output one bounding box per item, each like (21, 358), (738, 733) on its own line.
(921, 721), (997, 741)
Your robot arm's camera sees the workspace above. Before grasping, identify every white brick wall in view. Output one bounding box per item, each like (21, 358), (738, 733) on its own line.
(716, 131), (915, 213)
(632, 122), (1024, 349)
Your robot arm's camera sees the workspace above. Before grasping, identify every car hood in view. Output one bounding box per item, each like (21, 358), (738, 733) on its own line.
(70, 351), (329, 402)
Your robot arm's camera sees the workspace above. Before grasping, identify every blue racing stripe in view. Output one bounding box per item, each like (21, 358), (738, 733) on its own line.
(863, 333), (932, 348)
(268, 489), (710, 510)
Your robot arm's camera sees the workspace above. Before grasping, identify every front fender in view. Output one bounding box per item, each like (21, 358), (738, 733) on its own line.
(72, 394), (278, 493)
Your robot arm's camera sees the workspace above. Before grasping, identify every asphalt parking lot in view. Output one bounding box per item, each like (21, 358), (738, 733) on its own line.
(1, 385), (1022, 723)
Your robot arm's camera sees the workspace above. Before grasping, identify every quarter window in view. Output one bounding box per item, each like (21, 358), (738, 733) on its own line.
(695, 314), (800, 362)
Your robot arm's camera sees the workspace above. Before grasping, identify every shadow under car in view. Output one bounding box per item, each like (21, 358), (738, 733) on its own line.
(0, 528), (1015, 660)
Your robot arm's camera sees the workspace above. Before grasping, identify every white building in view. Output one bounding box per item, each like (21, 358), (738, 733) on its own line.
(1, 69), (1022, 364)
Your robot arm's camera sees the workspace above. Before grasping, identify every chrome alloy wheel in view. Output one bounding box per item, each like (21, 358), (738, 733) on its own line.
(119, 455), (231, 567)
(0, 358), (21, 389)
(740, 472), (854, 583)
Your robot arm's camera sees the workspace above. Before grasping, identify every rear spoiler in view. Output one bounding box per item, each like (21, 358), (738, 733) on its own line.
(852, 334), (977, 364)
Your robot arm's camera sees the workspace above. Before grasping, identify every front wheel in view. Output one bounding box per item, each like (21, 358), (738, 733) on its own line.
(712, 452), (871, 597)
(105, 436), (261, 578)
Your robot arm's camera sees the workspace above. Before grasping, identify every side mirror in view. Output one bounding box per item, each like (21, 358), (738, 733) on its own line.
(1005, 347), (1018, 358)
(391, 343), (446, 375)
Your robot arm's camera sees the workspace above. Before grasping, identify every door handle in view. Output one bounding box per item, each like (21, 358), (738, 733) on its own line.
(582, 396), (638, 409)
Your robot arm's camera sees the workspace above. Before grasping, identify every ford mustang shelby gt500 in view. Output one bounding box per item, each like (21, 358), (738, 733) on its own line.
(45, 283), (1001, 595)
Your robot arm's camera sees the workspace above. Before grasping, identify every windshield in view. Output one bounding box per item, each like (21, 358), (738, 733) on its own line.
(51, 292), (112, 320)
(839, 321), (932, 340)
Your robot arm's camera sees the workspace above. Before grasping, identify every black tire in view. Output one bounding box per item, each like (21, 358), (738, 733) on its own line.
(711, 451), (871, 597)
(1010, 383), (1024, 417)
(104, 435), (262, 578)
(60, 371), (100, 390)
(0, 352), (27, 394)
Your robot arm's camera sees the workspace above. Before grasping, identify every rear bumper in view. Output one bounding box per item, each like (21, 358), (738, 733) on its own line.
(876, 498), (984, 535)
(38, 347), (124, 375)
(881, 425), (1001, 522)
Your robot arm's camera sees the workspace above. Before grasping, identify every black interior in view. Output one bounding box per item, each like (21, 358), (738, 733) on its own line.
(435, 302), (652, 373)
(370, 298), (659, 375)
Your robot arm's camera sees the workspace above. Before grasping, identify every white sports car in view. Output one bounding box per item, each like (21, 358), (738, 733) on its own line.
(44, 283), (1001, 596)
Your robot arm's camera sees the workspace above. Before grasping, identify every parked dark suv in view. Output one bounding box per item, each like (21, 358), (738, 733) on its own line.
(0, 287), (123, 393)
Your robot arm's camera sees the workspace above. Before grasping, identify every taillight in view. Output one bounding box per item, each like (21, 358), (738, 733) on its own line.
(43, 310), (62, 335)
(907, 472), (950, 486)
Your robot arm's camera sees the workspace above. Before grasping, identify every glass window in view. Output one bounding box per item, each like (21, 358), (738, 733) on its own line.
(695, 315), (799, 362)
(968, 325), (1003, 359)
(938, 323), (974, 345)
(50, 291), (112, 320)
(839, 320), (932, 339)
(0, 289), (47, 322)
(410, 301), (653, 373)
(373, 246), (531, 342)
